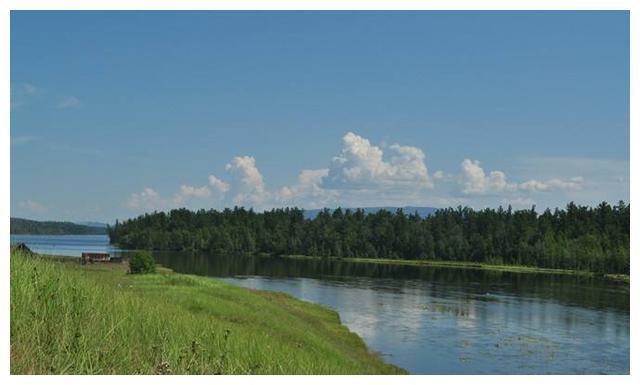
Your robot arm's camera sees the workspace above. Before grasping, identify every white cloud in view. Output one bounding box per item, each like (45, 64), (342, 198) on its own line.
(57, 96), (81, 109)
(299, 168), (328, 187)
(173, 185), (211, 205)
(127, 178), (228, 211)
(323, 132), (432, 189)
(122, 133), (624, 215)
(224, 156), (270, 205)
(179, 185), (211, 199)
(460, 159), (516, 194)
(276, 168), (338, 208)
(127, 187), (164, 209)
(18, 199), (47, 213)
(518, 178), (582, 193)
(460, 158), (584, 195)
(512, 157), (627, 208)
(125, 133), (434, 211)
(208, 175), (230, 193)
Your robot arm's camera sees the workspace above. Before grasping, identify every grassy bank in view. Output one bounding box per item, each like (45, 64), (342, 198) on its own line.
(282, 255), (630, 283)
(10, 250), (405, 374)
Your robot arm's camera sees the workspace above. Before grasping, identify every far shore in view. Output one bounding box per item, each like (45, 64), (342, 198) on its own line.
(17, 245), (630, 284)
(278, 254), (630, 283)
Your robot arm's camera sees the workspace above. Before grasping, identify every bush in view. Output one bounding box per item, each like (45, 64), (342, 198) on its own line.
(129, 251), (155, 274)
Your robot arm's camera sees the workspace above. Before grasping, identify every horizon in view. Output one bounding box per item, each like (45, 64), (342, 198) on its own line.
(10, 199), (631, 226)
(10, 11), (630, 223)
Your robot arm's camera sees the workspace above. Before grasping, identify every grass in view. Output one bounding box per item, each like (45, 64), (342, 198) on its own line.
(281, 255), (630, 283)
(10, 250), (405, 374)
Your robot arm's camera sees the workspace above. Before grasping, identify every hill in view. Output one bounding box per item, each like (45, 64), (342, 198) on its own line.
(10, 217), (107, 235)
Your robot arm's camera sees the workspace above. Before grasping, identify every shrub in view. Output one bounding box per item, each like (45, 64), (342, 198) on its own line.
(129, 250), (155, 274)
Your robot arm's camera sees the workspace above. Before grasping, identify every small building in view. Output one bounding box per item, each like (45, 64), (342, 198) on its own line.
(12, 242), (34, 255)
(81, 252), (111, 264)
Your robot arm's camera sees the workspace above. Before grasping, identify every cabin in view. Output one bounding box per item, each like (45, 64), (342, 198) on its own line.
(12, 242), (34, 255)
(81, 252), (111, 264)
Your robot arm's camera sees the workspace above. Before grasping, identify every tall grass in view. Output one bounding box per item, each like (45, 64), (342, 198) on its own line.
(10, 250), (404, 374)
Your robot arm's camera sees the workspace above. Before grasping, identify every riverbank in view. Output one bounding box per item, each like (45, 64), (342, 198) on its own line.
(281, 255), (630, 283)
(10, 250), (405, 374)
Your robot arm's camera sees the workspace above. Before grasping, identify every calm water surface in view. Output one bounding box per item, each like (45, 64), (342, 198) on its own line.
(12, 235), (630, 374)
(10, 234), (130, 257)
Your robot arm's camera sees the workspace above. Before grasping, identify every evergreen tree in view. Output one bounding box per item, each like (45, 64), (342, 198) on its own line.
(109, 202), (630, 274)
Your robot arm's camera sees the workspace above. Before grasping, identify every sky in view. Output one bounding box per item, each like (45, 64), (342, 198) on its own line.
(10, 11), (629, 223)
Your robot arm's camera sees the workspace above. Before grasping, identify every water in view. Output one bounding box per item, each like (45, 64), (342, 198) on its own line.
(155, 251), (630, 374)
(11, 235), (630, 374)
(10, 234), (131, 258)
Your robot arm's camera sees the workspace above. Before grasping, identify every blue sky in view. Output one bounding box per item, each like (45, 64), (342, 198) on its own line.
(10, 11), (629, 223)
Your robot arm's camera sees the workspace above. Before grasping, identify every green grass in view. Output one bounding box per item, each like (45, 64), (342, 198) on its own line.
(10, 250), (405, 374)
(281, 255), (630, 283)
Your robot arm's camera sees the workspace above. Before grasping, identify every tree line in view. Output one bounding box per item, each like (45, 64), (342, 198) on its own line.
(108, 201), (630, 274)
(11, 217), (107, 235)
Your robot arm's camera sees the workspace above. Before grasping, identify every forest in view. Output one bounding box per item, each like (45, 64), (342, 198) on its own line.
(11, 217), (107, 235)
(108, 201), (630, 274)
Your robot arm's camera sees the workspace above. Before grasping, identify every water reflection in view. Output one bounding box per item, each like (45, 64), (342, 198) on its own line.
(218, 275), (629, 374)
(10, 234), (132, 258)
(154, 251), (629, 312)
(10, 234), (629, 374)
(154, 251), (629, 374)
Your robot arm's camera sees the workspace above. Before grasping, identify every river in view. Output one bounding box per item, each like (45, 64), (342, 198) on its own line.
(11, 234), (630, 374)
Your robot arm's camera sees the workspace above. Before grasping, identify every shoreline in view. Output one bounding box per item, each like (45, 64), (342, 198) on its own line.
(279, 254), (630, 283)
(11, 250), (405, 374)
(16, 243), (630, 284)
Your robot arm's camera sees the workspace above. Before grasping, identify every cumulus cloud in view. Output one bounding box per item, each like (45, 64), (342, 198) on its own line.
(127, 177), (230, 211)
(322, 132), (432, 189)
(459, 158), (583, 195)
(173, 185), (211, 205)
(276, 168), (338, 208)
(460, 159), (516, 194)
(127, 187), (164, 209)
(123, 133), (603, 214)
(224, 156), (270, 205)
(179, 185), (211, 199)
(208, 175), (230, 193)
(518, 177), (583, 193)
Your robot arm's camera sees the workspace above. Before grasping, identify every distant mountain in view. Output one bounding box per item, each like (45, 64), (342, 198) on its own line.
(10, 217), (108, 235)
(302, 206), (438, 220)
(75, 221), (109, 228)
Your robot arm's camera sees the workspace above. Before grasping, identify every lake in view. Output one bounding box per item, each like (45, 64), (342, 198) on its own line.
(10, 234), (130, 258)
(11, 234), (630, 374)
